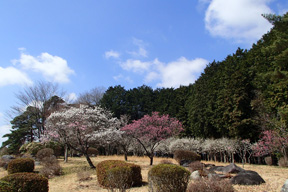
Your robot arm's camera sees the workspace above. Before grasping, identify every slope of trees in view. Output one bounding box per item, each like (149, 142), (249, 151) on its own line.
(100, 13), (288, 143)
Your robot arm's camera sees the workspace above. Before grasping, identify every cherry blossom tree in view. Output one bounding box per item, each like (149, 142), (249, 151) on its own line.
(121, 112), (184, 165)
(43, 105), (120, 168)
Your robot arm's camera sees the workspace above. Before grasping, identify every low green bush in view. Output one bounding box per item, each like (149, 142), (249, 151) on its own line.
(173, 150), (201, 165)
(148, 164), (190, 192)
(1, 172), (48, 192)
(20, 142), (44, 156)
(0, 180), (15, 192)
(96, 160), (142, 189)
(7, 158), (34, 174)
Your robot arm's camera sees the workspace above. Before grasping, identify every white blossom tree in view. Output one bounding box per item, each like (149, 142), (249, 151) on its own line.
(237, 139), (252, 167)
(43, 105), (120, 168)
(168, 138), (202, 154)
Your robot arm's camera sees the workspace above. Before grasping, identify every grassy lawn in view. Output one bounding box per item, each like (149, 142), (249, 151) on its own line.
(0, 155), (287, 192)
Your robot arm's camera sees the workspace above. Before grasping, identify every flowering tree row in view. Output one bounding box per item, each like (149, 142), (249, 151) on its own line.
(44, 106), (184, 167)
(43, 103), (287, 168)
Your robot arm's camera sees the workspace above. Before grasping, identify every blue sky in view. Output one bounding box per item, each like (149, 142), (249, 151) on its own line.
(0, 0), (288, 145)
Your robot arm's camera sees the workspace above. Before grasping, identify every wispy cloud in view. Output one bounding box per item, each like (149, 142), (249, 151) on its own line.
(105, 50), (120, 59)
(203, 0), (274, 43)
(15, 52), (75, 83)
(128, 38), (148, 58)
(120, 59), (153, 73)
(0, 66), (33, 87)
(113, 74), (134, 84)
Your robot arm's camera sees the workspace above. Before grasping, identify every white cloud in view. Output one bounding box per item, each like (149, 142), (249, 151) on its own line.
(0, 66), (33, 87)
(156, 57), (208, 88)
(120, 59), (152, 73)
(118, 56), (208, 88)
(204, 0), (274, 42)
(0, 124), (11, 144)
(105, 50), (120, 59)
(128, 38), (148, 57)
(145, 71), (160, 83)
(16, 52), (75, 83)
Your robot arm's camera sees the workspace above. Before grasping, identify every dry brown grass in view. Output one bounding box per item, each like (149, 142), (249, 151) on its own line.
(0, 156), (287, 192)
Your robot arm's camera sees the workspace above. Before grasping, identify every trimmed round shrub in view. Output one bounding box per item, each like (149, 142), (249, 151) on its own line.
(0, 155), (15, 170)
(188, 161), (204, 172)
(159, 159), (174, 165)
(36, 148), (62, 178)
(44, 141), (63, 157)
(0, 180), (15, 191)
(187, 178), (235, 192)
(148, 164), (190, 192)
(1, 172), (48, 192)
(7, 158), (35, 174)
(40, 163), (62, 178)
(96, 160), (142, 189)
(174, 150), (201, 165)
(36, 148), (54, 161)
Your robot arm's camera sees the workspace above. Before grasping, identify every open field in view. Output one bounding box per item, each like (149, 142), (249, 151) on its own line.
(0, 155), (287, 192)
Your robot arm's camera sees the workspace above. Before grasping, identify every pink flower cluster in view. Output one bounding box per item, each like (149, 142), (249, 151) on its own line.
(253, 130), (288, 157)
(121, 112), (184, 143)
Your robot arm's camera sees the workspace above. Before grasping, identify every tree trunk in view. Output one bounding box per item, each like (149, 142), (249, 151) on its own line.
(122, 146), (128, 161)
(149, 155), (154, 165)
(64, 144), (68, 163)
(84, 153), (96, 169)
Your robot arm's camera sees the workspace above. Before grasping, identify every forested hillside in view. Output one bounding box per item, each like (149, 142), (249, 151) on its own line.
(100, 13), (288, 142)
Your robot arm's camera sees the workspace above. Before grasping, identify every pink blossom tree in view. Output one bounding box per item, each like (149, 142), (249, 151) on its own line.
(43, 105), (120, 168)
(253, 128), (288, 163)
(121, 112), (184, 165)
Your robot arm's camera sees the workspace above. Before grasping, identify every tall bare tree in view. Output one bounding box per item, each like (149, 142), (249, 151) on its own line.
(9, 81), (65, 138)
(75, 87), (106, 106)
